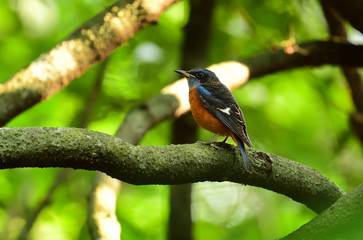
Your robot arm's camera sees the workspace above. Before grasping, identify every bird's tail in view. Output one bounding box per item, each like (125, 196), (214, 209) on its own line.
(232, 134), (252, 172)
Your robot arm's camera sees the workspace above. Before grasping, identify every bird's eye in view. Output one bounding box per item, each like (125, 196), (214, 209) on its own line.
(196, 72), (204, 78)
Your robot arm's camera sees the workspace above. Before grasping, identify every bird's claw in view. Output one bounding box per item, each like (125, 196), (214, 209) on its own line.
(197, 141), (220, 149)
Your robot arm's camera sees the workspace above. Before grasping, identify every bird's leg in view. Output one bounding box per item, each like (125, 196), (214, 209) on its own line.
(197, 134), (220, 149)
(197, 133), (218, 144)
(221, 136), (228, 143)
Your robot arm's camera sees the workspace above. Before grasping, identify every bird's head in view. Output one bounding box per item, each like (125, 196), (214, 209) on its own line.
(175, 68), (218, 89)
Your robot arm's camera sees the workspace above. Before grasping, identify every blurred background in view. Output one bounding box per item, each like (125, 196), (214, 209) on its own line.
(0, 0), (362, 239)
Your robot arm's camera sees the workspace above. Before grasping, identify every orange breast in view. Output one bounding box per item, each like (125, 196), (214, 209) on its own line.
(189, 88), (231, 136)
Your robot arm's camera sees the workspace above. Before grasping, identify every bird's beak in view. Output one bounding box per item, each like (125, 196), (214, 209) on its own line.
(174, 70), (195, 78)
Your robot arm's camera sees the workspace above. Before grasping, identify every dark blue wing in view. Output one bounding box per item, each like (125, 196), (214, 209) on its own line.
(196, 85), (253, 148)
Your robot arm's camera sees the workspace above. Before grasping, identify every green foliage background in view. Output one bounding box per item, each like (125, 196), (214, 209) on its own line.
(0, 0), (362, 239)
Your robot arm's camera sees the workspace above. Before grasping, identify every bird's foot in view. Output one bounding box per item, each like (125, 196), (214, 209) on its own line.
(197, 141), (220, 149)
(196, 134), (220, 149)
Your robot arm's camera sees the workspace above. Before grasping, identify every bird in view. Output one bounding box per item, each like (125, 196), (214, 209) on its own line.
(175, 68), (253, 172)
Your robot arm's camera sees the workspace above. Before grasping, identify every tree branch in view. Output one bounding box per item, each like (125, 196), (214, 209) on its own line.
(88, 67), (171, 239)
(0, 127), (345, 214)
(281, 183), (363, 240)
(1, 35), (362, 126)
(88, 172), (121, 240)
(83, 58), (122, 240)
(0, 0), (177, 126)
(163, 41), (363, 118)
(115, 94), (179, 142)
(243, 41), (363, 79)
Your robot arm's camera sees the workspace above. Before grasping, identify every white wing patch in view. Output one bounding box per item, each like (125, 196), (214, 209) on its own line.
(217, 107), (231, 115)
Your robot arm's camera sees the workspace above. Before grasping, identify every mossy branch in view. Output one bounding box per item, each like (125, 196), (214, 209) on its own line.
(282, 183), (363, 240)
(0, 127), (344, 214)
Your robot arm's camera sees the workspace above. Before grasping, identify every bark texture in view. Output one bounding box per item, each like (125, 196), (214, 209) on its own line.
(0, 127), (345, 214)
(282, 183), (363, 240)
(0, 0), (177, 126)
